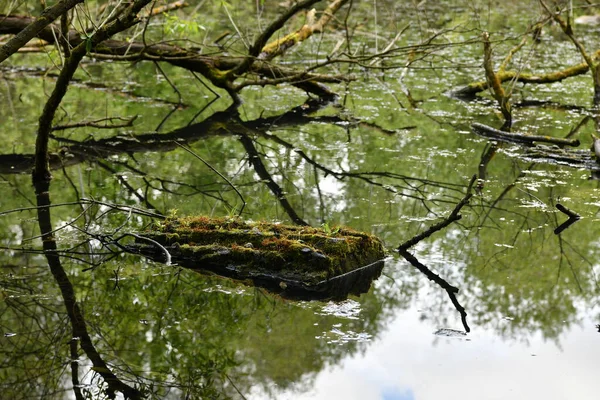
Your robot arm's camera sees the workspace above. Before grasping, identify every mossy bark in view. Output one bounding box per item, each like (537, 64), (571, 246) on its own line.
(452, 50), (600, 99)
(133, 216), (386, 300)
(482, 32), (511, 125)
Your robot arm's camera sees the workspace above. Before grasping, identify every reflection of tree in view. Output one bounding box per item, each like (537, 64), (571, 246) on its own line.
(378, 100), (600, 340)
(239, 133), (309, 225)
(2, 95), (599, 345)
(1, 1), (600, 397)
(1, 99), (464, 225)
(2, 95), (600, 398)
(397, 176), (475, 333)
(447, 124), (600, 340)
(1, 267), (67, 399)
(460, 210), (599, 341)
(1, 251), (408, 398)
(1, 109), (415, 396)
(34, 180), (142, 399)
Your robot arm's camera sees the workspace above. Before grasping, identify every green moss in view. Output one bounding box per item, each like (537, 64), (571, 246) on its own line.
(136, 216), (385, 297)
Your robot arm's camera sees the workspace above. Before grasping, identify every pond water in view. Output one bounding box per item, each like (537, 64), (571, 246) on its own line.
(1, 1), (599, 399)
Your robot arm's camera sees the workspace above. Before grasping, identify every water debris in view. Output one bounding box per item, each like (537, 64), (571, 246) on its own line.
(554, 203), (581, 235)
(472, 123), (580, 147)
(130, 216), (386, 300)
(556, 203), (581, 220)
(433, 328), (467, 337)
(320, 299), (362, 319)
(472, 124), (600, 176)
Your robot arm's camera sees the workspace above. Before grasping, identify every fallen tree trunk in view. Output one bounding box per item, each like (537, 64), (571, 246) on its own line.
(130, 216), (386, 300)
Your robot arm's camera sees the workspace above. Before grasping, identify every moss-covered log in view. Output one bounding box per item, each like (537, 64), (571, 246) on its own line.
(132, 216), (386, 300)
(451, 49), (600, 100)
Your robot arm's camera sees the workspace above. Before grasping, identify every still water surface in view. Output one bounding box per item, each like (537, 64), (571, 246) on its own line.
(1, 1), (599, 399)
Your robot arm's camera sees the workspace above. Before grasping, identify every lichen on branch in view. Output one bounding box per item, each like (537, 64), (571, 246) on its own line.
(482, 32), (512, 125)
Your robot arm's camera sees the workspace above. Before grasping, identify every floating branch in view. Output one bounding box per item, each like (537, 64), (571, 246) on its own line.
(451, 50), (600, 99)
(518, 145), (600, 175)
(472, 123), (581, 147)
(556, 203), (581, 220)
(554, 203), (581, 235)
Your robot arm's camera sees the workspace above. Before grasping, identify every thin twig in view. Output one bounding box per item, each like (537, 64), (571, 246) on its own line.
(51, 116), (138, 131)
(0, 201), (86, 216)
(79, 198), (165, 219)
(121, 233), (172, 265)
(21, 204), (92, 243)
(174, 141), (246, 216)
(398, 248), (470, 332)
(397, 175), (476, 251)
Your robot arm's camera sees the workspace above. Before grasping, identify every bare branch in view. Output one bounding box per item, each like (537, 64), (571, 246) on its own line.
(259, 0), (349, 61)
(230, 0), (322, 76)
(33, 0), (155, 184)
(0, 0), (83, 64)
(51, 116), (138, 131)
(397, 175), (476, 252)
(144, 0), (189, 17)
(482, 32), (512, 124)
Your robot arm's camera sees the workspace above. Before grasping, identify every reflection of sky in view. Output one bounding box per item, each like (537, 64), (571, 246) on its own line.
(252, 292), (600, 400)
(382, 387), (414, 400)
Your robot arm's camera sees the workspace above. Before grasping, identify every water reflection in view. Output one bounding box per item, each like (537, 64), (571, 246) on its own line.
(1, 92), (600, 397)
(2, 12), (600, 398)
(0, 120), (409, 397)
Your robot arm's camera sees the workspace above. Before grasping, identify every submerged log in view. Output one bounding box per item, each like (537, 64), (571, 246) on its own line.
(131, 216), (386, 300)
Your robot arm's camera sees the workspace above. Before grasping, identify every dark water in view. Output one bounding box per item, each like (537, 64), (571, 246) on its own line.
(1, 1), (599, 399)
